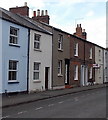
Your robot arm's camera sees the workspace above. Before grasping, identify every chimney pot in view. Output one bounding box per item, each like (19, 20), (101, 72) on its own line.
(45, 10), (48, 15)
(82, 29), (85, 32)
(41, 10), (44, 16)
(24, 2), (27, 6)
(37, 9), (40, 16)
(33, 11), (36, 17)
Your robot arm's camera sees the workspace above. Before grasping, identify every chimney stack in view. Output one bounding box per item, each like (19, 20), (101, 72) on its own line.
(9, 2), (29, 16)
(74, 24), (87, 40)
(32, 9), (50, 24)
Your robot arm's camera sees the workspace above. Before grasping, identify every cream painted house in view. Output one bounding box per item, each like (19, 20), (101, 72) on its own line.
(29, 30), (52, 92)
(95, 46), (104, 84)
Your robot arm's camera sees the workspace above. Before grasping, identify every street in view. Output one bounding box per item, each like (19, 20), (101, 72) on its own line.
(2, 87), (106, 118)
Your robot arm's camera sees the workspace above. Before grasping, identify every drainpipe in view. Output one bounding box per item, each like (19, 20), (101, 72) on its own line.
(27, 29), (30, 93)
(103, 49), (105, 84)
(84, 41), (85, 85)
(51, 26), (54, 90)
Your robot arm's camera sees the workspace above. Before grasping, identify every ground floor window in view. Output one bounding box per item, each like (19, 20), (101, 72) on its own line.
(33, 62), (40, 80)
(58, 60), (62, 75)
(8, 60), (18, 81)
(74, 65), (78, 80)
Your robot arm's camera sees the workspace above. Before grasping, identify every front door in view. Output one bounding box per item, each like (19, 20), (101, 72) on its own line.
(45, 67), (49, 90)
(65, 59), (70, 85)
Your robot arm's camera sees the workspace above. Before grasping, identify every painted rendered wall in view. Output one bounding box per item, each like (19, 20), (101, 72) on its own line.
(2, 20), (28, 93)
(29, 30), (52, 92)
(52, 30), (70, 89)
(95, 46), (104, 84)
(0, 19), (2, 93)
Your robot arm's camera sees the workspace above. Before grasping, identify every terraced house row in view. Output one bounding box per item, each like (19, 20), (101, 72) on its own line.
(0, 3), (108, 93)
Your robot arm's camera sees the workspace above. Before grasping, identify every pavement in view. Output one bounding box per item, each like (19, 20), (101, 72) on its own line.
(2, 84), (107, 108)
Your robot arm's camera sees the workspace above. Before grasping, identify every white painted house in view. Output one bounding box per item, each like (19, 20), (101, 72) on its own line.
(29, 29), (52, 92)
(95, 46), (104, 84)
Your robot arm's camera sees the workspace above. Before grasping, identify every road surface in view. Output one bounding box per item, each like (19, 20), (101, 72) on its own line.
(2, 87), (106, 118)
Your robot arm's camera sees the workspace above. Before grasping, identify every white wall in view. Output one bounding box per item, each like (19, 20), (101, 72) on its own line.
(95, 46), (104, 84)
(29, 30), (52, 92)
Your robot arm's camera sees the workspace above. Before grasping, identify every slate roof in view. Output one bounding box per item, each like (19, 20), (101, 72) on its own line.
(0, 7), (52, 35)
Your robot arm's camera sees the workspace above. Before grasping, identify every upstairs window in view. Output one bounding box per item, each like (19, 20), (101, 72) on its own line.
(89, 48), (93, 59)
(74, 65), (78, 80)
(8, 60), (18, 81)
(58, 34), (63, 50)
(33, 62), (40, 80)
(9, 27), (19, 45)
(74, 43), (78, 56)
(34, 34), (41, 50)
(58, 60), (62, 75)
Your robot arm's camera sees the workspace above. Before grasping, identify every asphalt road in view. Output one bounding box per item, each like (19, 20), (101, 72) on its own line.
(2, 87), (106, 119)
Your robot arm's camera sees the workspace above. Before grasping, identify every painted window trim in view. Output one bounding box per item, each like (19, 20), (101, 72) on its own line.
(34, 48), (42, 52)
(74, 65), (78, 80)
(9, 43), (20, 47)
(33, 62), (41, 81)
(89, 48), (93, 59)
(9, 26), (19, 46)
(58, 60), (62, 76)
(8, 60), (18, 82)
(58, 34), (63, 50)
(8, 81), (19, 84)
(74, 43), (79, 57)
(34, 33), (41, 50)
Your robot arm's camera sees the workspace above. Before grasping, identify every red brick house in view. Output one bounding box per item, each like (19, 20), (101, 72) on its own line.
(70, 24), (95, 87)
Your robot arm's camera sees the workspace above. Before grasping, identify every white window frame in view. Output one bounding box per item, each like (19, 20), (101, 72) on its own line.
(89, 67), (93, 79)
(58, 60), (62, 76)
(89, 48), (93, 59)
(33, 62), (40, 81)
(74, 43), (78, 56)
(74, 65), (78, 80)
(58, 34), (63, 50)
(8, 60), (18, 82)
(34, 33), (41, 50)
(9, 26), (19, 45)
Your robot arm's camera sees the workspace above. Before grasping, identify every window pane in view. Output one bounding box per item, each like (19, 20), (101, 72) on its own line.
(34, 63), (39, 70)
(10, 36), (13, 43)
(34, 42), (40, 49)
(8, 71), (17, 80)
(12, 61), (17, 70)
(34, 34), (40, 41)
(10, 27), (17, 36)
(12, 71), (17, 80)
(9, 61), (17, 70)
(9, 61), (13, 69)
(33, 72), (39, 80)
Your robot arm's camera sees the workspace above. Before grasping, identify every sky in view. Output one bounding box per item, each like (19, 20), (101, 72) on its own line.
(0, 0), (107, 48)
